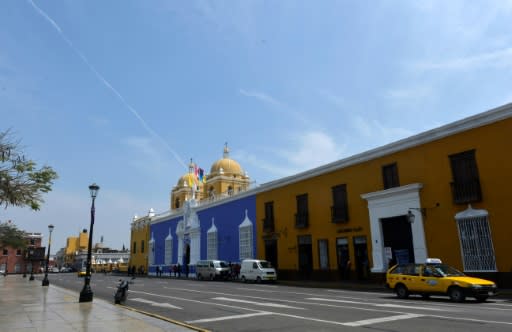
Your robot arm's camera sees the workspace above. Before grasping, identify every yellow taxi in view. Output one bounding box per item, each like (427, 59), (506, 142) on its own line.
(78, 268), (87, 277)
(386, 258), (497, 302)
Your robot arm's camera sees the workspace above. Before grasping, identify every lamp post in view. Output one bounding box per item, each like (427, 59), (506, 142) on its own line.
(79, 183), (99, 303)
(42, 224), (54, 286)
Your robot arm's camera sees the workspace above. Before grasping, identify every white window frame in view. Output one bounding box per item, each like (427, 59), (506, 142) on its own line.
(207, 231), (218, 260)
(239, 226), (253, 260)
(165, 237), (173, 265)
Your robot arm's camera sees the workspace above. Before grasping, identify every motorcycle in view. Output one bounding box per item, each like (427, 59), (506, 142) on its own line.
(114, 279), (129, 304)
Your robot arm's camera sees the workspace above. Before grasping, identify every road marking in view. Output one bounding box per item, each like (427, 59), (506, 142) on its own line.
(131, 297), (182, 309)
(213, 297), (304, 309)
(344, 313), (423, 326)
(375, 303), (444, 311)
(306, 297), (364, 305)
(187, 312), (271, 324)
(308, 297), (444, 311)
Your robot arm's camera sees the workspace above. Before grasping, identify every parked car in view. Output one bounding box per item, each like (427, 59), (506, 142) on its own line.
(386, 258), (497, 302)
(239, 259), (277, 283)
(196, 260), (230, 280)
(51, 267), (60, 273)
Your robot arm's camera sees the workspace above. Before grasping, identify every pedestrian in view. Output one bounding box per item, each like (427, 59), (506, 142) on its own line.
(173, 264), (177, 277)
(177, 263), (181, 278)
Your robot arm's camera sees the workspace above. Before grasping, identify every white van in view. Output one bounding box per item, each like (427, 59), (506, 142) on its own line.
(195, 260), (230, 280)
(240, 259), (277, 283)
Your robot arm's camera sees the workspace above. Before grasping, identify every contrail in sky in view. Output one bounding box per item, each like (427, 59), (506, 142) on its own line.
(27, 0), (187, 170)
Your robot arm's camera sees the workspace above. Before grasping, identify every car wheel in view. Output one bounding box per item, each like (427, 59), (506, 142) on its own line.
(197, 273), (202, 280)
(241, 276), (247, 283)
(395, 284), (409, 299)
(449, 287), (466, 302)
(256, 276), (262, 284)
(210, 274), (214, 281)
(475, 295), (488, 302)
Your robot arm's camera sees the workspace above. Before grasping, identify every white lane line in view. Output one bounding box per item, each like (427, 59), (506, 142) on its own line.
(375, 304), (444, 311)
(131, 297), (182, 309)
(343, 313), (424, 326)
(187, 312), (271, 324)
(306, 297), (364, 305)
(212, 297), (304, 309)
(308, 297), (445, 311)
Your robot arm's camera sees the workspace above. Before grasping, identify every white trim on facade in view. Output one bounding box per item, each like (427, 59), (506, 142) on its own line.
(361, 183), (428, 273)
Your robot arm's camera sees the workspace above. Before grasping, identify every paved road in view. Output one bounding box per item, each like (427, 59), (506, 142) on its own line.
(50, 273), (512, 332)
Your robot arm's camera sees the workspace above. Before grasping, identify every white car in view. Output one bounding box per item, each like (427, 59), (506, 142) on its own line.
(239, 259), (277, 283)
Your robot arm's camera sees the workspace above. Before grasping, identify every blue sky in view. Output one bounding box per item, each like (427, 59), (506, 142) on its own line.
(2, 0), (512, 252)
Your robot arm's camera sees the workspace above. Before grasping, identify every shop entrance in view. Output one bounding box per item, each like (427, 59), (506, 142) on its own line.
(381, 215), (414, 267)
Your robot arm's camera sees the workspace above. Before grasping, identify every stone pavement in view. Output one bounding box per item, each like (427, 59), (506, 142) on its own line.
(0, 274), (204, 332)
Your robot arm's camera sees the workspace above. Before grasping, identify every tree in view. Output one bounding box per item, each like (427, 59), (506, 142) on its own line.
(0, 221), (26, 249)
(0, 129), (58, 210)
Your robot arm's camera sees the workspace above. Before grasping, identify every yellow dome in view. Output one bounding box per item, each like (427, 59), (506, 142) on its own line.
(209, 144), (245, 176)
(210, 158), (243, 175)
(176, 173), (203, 188)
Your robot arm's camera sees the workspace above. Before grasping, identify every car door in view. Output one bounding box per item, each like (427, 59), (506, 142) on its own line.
(418, 265), (443, 293)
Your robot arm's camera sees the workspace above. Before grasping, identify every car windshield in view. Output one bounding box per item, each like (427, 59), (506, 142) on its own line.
(218, 261), (229, 268)
(259, 261), (272, 268)
(431, 264), (465, 277)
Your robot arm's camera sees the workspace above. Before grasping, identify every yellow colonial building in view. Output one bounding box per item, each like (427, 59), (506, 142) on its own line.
(256, 102), (512, 286)
(63, 229), (89, 267)
(129, 210), (152, 274)
(129, 103), (512, 287)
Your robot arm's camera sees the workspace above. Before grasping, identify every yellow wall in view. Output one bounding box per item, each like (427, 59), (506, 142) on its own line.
(256, 116), (512, 274)
(129, 220), (150, 272)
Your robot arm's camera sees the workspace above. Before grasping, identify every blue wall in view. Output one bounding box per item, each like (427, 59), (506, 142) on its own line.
(149, 194), (256, 274)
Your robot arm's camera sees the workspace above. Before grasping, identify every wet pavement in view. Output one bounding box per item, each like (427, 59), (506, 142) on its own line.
(0, 274), (204, 332)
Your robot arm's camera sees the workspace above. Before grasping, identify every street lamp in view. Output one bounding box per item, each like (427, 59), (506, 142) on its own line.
(79, 183), (99, 303)
(42, 224), (55, 286)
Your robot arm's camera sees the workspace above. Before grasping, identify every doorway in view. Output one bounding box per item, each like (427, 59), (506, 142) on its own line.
(353, 236), (369, 280)
(297, 235), (312, 279)
(381, 215), (414, 267)
(264, 239), (278, 269)
(336, 237), (350, 280)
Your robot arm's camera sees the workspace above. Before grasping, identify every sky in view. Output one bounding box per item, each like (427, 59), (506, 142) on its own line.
(1, 0), (512, 253)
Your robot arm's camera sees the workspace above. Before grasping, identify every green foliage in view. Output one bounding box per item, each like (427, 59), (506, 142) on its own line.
(0, 129), (58, 210)
(0, 222), (26, 249)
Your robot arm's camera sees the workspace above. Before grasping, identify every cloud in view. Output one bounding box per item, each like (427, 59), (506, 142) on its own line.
(239, 88), (310, 126)
(415, 47), (512, 71)
(351, 116), (413, 143)
(236, 131), (345, 182)
(383, 86), (432, 100)
(280, 131), (345, 170)
(318, 89), (346, 109)
(239, 89), (283, 107)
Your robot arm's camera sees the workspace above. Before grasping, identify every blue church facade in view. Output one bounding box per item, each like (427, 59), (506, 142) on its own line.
(147, 193), (257, 276)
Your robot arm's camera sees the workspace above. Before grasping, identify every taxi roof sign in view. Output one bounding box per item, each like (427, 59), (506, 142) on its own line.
(426, 258), (442, 264)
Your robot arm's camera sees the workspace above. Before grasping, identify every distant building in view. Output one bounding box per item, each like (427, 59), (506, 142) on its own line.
(0, 224), (45, 275)
(60, 230), (129, 272)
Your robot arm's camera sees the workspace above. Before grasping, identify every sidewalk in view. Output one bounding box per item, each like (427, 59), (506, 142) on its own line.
(0, 274), (203, 332)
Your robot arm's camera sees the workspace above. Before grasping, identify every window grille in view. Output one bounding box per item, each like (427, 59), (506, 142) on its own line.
(239, 226), (253, 260)
(456, 214), (497, 272)
(207, 232), (218, 260)
(165, 238), (173, 264)
(148, 240), (155, 265)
